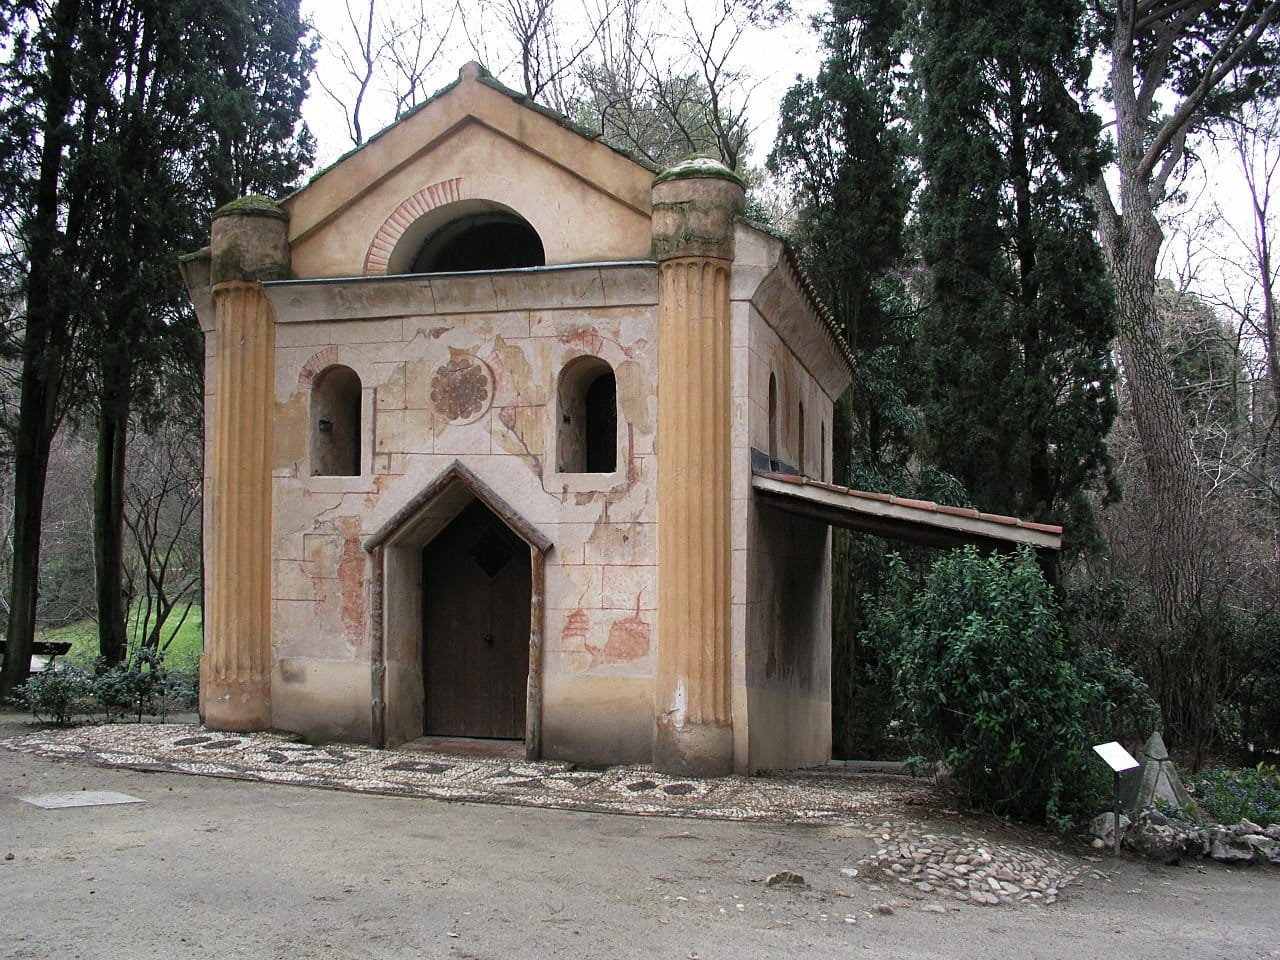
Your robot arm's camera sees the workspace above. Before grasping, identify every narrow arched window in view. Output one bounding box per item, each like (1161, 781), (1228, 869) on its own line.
(311, 365), (361, 476)
(558, 357), (617, 473)
(820, 421), (826, 481)
(798, 401), (806, 476)
(767, 373), (778, 466)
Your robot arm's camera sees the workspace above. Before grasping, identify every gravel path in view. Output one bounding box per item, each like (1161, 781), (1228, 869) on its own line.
(2, 720), (1097, 909)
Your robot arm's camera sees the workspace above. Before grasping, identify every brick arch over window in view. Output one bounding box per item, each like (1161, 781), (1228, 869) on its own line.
(363, 174), (566, 276)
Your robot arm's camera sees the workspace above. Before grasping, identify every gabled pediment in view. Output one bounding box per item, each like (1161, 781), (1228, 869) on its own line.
(282, 63), (657, 279)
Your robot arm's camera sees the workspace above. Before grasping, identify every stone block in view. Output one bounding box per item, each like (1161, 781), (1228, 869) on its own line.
(584, 519), (653, 567)
(374, 363), (407, 410)
(545, 561), (603, 611)
(493, 404), (548, 460)
(337, 317), (405, 345)
(272, 658), (372, 742)
(374, 409), (434, 456)
(600, 267), (658, 309)
(540, 673), (653, 765)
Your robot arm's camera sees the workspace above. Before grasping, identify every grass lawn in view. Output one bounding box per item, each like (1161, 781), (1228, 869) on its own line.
(37, 604), (203, 670)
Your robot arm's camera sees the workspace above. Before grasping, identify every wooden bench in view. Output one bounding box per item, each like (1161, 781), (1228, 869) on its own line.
(0, 639), (74, 672)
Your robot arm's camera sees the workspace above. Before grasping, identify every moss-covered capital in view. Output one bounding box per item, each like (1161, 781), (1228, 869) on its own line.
(212, 194), (289, 222)
(651, 161), (746, 263)
(210, 199), (291, 285)
(652, 157), (746, 188)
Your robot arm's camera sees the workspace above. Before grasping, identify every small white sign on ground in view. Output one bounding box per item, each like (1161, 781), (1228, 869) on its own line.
(19, 791), (145, 810)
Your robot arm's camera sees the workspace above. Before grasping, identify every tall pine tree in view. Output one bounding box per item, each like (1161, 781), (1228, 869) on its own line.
(912, 0), (1117, 542)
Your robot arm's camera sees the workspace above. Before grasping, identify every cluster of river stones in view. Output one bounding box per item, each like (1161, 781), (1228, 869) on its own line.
(844, 821), (1089, 907)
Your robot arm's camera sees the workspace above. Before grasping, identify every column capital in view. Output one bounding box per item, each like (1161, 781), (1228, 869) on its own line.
(651, 159), (746, 263)
(210, 196), (291, 285)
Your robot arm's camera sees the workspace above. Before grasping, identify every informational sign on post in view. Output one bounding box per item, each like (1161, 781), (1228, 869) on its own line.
(1092, 741), (1140, 774)
(1092, 741), (1141, 856)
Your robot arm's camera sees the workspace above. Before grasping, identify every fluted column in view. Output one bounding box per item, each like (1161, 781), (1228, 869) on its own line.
(652, 161), (744, 776)
(201, 198), (290, 731)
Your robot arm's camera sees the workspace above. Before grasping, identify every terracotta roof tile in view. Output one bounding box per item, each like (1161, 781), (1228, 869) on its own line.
(855, 489), (894, 503)
(890, 496), (937, 511)
(976, 512), (1019, 527)
(1021, 520), (1064, 534)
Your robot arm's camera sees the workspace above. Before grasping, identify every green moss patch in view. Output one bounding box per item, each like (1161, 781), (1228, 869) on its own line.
(654, 157), (746, 187)
(212, 195), (287, 221)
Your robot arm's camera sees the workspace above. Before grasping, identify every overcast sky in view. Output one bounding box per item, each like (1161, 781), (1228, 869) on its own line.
(297, 0), (826, 172)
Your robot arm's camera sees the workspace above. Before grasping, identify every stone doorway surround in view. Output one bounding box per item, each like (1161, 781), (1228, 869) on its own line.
(362, 460), (553, 758)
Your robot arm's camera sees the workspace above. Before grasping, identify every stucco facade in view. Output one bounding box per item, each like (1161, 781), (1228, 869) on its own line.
(182, 63), (851, 775)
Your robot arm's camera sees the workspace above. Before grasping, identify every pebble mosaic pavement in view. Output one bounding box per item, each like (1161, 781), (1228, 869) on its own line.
(1, 724), (1100, 908)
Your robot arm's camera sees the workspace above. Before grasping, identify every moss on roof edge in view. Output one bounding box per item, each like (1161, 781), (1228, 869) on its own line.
(213, 195), (287, 220)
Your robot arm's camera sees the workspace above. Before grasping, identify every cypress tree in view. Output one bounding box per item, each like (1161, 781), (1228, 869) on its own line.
(770, 0), (921, 756)
(912, 0), (1117, 541)
(770, 0), (915, 486)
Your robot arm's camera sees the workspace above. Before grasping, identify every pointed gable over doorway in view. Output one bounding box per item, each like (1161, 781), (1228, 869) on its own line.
(363, 460), (552, 756)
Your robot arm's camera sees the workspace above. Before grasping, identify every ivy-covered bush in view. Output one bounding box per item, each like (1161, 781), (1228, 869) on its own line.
(865, 546), (1104, 827)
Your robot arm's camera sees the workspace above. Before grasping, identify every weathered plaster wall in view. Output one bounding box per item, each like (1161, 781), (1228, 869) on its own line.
(729, 225), (838, 773)
(261, 264), (659, 758)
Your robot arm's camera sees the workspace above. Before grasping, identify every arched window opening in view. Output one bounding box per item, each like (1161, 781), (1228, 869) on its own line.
(798, 401), (806, 476)
(311, 365), (361, 477)
(558, 357), (617, 473)
(412, 210), (545, 273)
(767, 373), (778, 465)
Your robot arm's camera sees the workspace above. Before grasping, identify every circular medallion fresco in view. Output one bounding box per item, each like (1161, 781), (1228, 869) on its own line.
(430, 352), (494, 424)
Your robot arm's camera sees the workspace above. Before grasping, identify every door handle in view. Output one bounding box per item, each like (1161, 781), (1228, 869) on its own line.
(483, 633), (495, 647)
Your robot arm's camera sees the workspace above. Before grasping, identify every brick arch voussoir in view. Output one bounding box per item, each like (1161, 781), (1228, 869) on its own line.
(363, 178), (469, 276)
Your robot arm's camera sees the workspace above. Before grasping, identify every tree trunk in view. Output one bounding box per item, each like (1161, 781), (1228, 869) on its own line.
(94, 387), (130, 665)
(1099, 193), (1205, 632)
(1, 390), (57, 698)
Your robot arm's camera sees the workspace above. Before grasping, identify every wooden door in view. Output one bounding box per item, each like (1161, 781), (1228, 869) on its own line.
(422, 500), (530, 739)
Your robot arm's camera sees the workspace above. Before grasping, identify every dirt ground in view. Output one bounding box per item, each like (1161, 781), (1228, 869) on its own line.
(1, 716), (1277, 960)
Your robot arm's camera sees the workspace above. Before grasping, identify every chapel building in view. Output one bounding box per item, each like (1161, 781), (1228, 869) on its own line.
(181, 63), (1060, 776)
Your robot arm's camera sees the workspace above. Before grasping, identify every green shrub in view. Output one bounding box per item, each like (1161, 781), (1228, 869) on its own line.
(16, 646), (193, 725)
(866, 545), (1103, 827)
(17, 663), (95, 725)
(1185, 764), (1280, 827)
(163, 663), (200, 711)
(93, 647), (172, 722)
(1073, 643), (1159, 748)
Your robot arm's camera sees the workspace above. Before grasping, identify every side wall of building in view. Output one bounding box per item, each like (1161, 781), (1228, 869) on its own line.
(730, 228), (835, 773)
